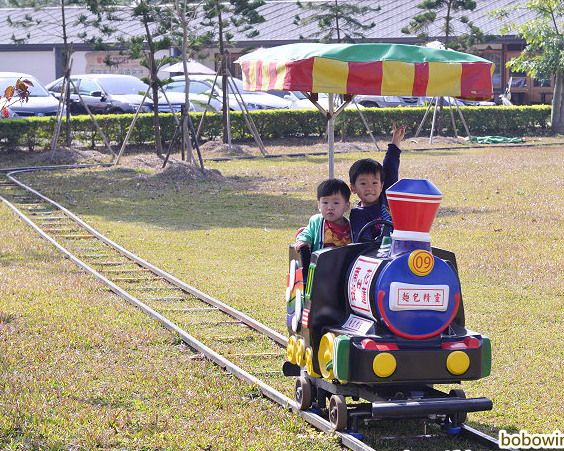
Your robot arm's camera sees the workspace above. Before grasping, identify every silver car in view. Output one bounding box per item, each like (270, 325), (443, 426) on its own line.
(46, 74), (192, 115)
(355, 95), (425, 108)
(0, 72), (60, 117)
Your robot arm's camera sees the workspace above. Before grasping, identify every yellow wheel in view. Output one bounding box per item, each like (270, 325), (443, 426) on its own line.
(305, 347), (320, 377)
(318, 333), (335, 379)
(295, 338), (306, 367)
(286, 336), (297, 364)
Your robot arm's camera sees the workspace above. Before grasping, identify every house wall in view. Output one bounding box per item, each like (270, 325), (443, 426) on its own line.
(0, 49), (171, 86)
(1, 50), (56, 85)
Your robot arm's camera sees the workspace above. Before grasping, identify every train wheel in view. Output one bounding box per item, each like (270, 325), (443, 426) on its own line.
(318, 333), (335, 379)
(329, 395), (347, 430)
(295, 338), (306, 367)
(286, 336), (297, 364)
(305, 347), (320, 377)
(448, 388), (467, 425)
(295, 376), (312, 410)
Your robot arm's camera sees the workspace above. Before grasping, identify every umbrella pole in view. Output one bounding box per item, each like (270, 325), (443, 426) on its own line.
(328, 93), (335, 179)
(429, 97), (439, 144)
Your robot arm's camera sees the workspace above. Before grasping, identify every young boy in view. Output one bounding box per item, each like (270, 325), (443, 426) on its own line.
(295, 178), (352, 252)
(349, 124), (406, 242)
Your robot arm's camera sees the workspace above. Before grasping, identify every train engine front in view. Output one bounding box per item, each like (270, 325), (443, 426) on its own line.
(285, 178), (493, 432)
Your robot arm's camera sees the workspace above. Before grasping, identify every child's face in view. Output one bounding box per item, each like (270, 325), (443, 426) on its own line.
(351, 173), (383, 207)
(317, 193), (350, 223)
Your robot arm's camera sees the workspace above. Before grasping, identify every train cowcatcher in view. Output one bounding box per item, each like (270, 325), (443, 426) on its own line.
(283, 178), (493, 433)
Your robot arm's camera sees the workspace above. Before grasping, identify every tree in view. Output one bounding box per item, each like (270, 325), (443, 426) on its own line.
(163, 0), (212, 164)
(200, 0), (265, 143)
(491, 0), (564, 134)
(7, 0), (121, 146)
(293, 0), (379, 43)
(401, 0), (491, 52)
(115, 0), (177, 156)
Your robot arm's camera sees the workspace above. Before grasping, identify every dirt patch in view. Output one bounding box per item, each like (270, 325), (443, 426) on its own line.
(6, 147), (112, 166)
(122, 153), (222, 181)
(199, 140), (257, 157)
(3, 147), (222, 181)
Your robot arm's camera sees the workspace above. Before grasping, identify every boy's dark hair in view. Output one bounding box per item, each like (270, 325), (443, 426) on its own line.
(349, 158), (384, 185)
(317, 178), (351, 201)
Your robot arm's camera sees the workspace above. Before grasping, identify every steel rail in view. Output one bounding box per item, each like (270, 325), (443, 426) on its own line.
(4, 167), (287, 347)
(0, 165), (505, 451)
(0, 166), (375, 451)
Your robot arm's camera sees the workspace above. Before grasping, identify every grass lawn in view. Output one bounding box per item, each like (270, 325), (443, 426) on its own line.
(1, 138), (563, 449)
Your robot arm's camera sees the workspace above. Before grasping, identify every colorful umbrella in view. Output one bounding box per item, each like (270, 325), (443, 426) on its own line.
(236, 43), (494, 175)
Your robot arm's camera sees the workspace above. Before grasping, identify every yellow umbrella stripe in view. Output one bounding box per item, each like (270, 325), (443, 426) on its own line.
(312, 58), (349, 94)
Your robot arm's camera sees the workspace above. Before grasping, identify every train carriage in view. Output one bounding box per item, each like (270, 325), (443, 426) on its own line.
(283, 178), (493, 432)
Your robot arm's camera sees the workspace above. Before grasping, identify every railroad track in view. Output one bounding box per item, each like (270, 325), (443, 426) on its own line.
(0, 164), (507, 451)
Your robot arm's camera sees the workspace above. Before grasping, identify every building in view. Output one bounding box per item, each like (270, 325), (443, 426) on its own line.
(0, 1), (552, 104)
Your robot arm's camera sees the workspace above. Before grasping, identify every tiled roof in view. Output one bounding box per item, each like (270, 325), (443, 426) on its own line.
(0, 0), (531, 49)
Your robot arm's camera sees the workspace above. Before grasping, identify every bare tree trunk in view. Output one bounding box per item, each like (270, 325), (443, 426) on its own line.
(218, 7), (229, 144)
(143, 19), (163, 156)
(551, 70), (564, 134)
(176, 0), (195, 164)
(60, 0), (71, 147)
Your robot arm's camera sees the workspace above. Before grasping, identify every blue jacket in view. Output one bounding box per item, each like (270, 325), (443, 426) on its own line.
(350, 143), (401, 242)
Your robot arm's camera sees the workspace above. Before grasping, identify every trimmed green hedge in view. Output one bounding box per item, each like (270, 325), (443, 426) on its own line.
(0, 105), (552, 151)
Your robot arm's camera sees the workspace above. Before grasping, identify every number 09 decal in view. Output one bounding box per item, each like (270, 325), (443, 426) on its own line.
(408, 249), (434, 276)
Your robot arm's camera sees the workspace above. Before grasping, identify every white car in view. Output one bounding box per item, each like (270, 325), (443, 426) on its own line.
(173, 75), (289, 111)
(162, 78), (222, 112)
(354, 95), (425, 108)
(267, 90), (362, 110)
(0, 72), (60, 117)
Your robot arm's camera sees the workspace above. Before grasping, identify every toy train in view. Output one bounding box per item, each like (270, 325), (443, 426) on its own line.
(283, 178), (493, 433)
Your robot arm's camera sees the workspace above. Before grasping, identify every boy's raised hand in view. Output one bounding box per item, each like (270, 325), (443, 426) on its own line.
(391, 123), (407, 146)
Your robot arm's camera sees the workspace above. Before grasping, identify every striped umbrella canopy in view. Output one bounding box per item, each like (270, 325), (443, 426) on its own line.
(236, 43), (494, 177)
(237, 43), (494, 100)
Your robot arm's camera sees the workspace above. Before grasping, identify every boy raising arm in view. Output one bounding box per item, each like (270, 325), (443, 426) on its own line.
(349, 124), (406, 242)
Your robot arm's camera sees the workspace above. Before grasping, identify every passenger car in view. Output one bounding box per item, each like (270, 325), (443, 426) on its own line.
(267, 90), (361, 110)
(0, 72), (60, 117)
(162, 78), (222, 112)
(46, 74), (191, 114)
(174, 75), (289, 111)
(354, 95), (425, 108)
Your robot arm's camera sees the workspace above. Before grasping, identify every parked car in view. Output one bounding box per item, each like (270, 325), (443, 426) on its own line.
(46, 74), (192, 115)
(267, 90), (362, 110)
(441, 96), (497, 107)
(176, 75), (289, 111)
(354, 95), (425, 108)
(0, 72), (60, 117)
(162, 78), (222, 112)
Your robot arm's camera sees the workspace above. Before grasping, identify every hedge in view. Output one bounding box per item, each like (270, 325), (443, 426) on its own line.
(0, 105), (552, 151)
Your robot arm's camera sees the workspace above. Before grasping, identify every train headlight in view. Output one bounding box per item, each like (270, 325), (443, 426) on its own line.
(373, 352), (396, 378)
(446, 350), (470, 375)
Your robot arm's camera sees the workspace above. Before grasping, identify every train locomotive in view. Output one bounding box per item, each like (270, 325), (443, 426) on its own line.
(283, 178), (493, 432)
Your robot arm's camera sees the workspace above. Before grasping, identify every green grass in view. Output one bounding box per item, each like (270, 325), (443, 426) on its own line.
(1, 140), (563, 450)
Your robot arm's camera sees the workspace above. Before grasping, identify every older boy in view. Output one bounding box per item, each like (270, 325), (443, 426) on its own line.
(295, 178), (352, 252)
(349, 124), (406, 242)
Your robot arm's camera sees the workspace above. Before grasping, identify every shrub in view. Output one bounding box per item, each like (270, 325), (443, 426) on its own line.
(0, 105), (553, 151)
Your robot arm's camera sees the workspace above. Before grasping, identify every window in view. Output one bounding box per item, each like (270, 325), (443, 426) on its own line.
(533, 78), (551, 88)
(481, 51), (502, 89)
(77, 79), (102, 96)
